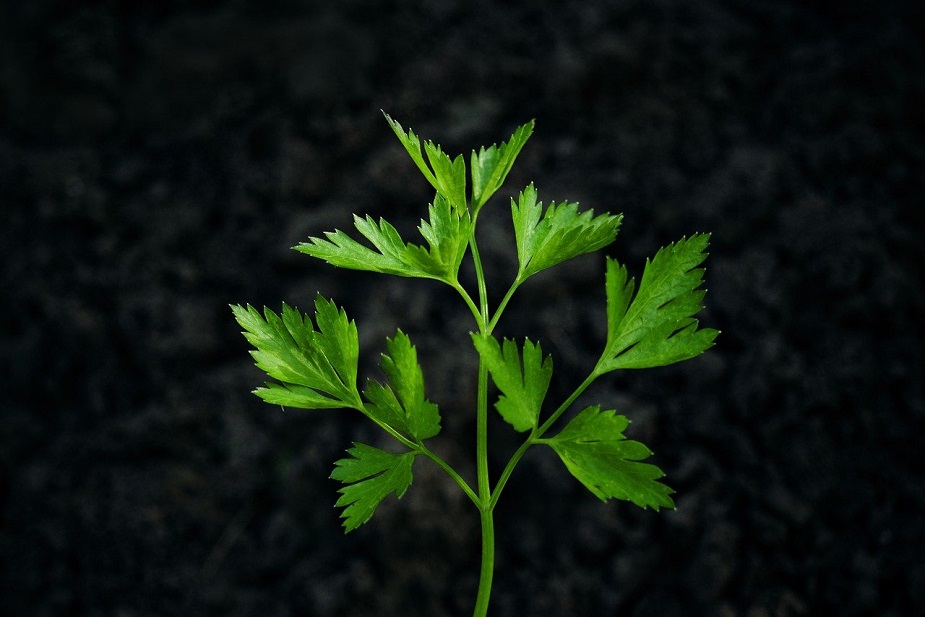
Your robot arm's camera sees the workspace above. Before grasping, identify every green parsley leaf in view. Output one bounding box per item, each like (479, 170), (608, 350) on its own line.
(363, 330), (442, 441)
(407, 194), (472, 279)
(231, 296), (361, 409)
(384, 113), (467, 212)
(543, 406), (674, 510)
(470, 120), (535, 213)
(294, 194), (471, 284)
(471, 334), (552, 432)
(330, 442), (415, 532)
(511, 183), (623, 280)
(598, 234), (719, 372)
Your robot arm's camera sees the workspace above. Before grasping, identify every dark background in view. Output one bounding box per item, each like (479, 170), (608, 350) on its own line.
(2, 1), (923, 615)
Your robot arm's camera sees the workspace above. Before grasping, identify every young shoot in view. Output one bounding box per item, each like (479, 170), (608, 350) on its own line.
(232, 112), (717, 616)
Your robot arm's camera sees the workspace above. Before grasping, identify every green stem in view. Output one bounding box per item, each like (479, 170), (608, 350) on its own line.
(467, 222), (497, 616)
(468, 237), (490, 324)
(473, 338), (493, 617)
(418, 445), (481, 508)
(536, 370), (600, 436)
(467, 231), (492, 505)
(488, 370), (600, 510)
(476, 353), (491, 499)
(486, 277), (522, 332)
(359, 405), (420, 451)
(358, 403), (480, 508)
(472, 507), (495, 617)
(487, 433), (533, 511)
(452, 280), (483, 326)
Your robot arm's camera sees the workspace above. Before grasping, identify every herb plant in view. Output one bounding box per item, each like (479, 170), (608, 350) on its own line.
(232, 113), (717, 616)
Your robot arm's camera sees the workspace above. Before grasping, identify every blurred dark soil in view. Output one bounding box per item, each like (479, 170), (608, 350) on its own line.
(2, 1), (924, 616)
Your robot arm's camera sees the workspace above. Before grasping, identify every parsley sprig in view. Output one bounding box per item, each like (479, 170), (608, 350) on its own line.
(233, 112), (717, 616)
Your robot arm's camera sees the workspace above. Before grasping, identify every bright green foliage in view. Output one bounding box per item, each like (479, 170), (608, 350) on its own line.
(598, 234), (719, 372)
(330, 443), (415, 532)
(471, 334), (552, 432)
(384, 112), (535, 216)
(511, 183), (623, 280)
(294, 194), (471, 284)
(234, 113), (717, 616)
(384, 113), (468, 212)
(543, 406), (674, 510)
(470, 120), (534, 213)
(231, 297), (361, 409)
(364, 331), (441, 441)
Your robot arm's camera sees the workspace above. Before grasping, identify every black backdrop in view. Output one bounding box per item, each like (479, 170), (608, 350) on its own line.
(2, 1), (923, 615)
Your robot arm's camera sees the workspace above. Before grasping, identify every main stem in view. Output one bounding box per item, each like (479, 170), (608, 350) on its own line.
(468, 230), (495, 617)
(473, 506), (495, 617)
(472, 358), (494, 617)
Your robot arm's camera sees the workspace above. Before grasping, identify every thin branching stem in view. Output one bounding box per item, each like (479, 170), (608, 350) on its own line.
(417, 445), (481, 508)
(452, 280), (483, 326)
(487, 277), (522, 333)
(359, 403), (480, 507)
(488, 370), (600, 510)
